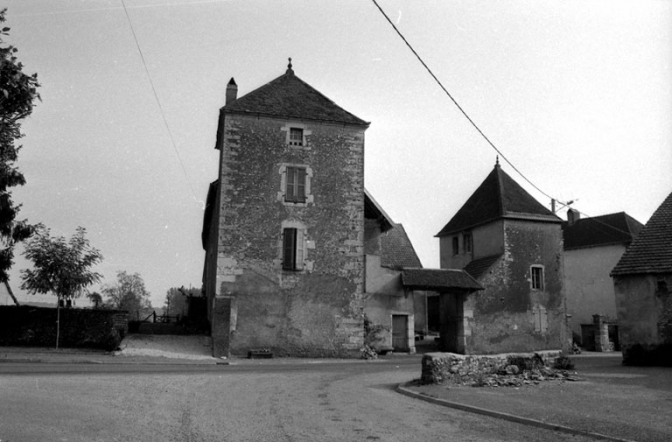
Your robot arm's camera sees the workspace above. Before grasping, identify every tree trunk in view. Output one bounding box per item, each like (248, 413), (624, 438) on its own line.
(56, 300), (61, 349)
(4, 281), (20, 306)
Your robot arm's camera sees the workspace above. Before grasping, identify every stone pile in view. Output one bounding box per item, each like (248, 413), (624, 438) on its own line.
(421, 351), (578, 387)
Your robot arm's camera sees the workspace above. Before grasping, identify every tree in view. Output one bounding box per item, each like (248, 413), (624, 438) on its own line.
(102, 271), (151, 319)
(87, 291), (103, 309)
(20, 226), (103, 348)
(164, 286), (200, 317)
(0, 9), (40, 283)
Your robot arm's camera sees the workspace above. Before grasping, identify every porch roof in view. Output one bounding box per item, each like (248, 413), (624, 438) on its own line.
(401, 268), (483, 292)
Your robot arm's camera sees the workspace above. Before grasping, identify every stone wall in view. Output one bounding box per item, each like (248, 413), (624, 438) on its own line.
(420, 350), (563, 385)
(614, 274), (672, 366)
(465, 220), (568, 354)
(210, 114), (366, 357)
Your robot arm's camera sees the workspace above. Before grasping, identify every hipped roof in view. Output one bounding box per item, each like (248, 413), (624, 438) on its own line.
(611, 192), (672, 276)
(436, 164), (561, 237)
(563, 212), (643, 251)
(223, 66), (369, 126)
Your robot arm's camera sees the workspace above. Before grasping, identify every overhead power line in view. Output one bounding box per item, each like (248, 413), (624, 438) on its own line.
(370, 0), (559, 203)
(369, 1), (640, 237)
(120, 0), (201, 206)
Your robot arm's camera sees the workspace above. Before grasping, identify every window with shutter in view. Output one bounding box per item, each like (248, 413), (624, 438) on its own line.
(285, 166), (307, 203)
(282, 227), (304, 271)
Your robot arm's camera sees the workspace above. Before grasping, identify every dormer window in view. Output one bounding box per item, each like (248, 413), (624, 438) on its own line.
(289, 128), (304, 146)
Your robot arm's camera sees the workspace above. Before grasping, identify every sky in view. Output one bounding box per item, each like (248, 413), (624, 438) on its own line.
(4, 0), (671, 307)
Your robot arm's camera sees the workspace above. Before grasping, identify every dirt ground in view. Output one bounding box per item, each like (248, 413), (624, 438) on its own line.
(115, 334), (217, 360)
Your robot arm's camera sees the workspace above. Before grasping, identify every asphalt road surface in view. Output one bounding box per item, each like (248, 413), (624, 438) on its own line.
(0, 360), (597, 442)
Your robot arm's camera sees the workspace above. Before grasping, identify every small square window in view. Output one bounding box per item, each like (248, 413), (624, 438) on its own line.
(289, 128), (303, 146)
(531, 266), (544, 290)
(452, 236), (459, 256)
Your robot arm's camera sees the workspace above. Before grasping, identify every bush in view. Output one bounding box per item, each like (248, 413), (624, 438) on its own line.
(553, 355), (575, 370)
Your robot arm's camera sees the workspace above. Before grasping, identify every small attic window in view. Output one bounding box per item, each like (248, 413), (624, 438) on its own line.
(289, 128), (304, 146)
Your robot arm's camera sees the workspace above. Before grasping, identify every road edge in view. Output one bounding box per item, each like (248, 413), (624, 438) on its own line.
(395, 383), (636, 442)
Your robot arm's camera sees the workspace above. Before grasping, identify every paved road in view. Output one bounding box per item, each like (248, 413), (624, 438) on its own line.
(0, 359), (596, 442)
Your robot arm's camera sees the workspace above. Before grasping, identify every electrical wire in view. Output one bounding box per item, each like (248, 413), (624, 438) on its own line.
(370, 0), (557, 203)
(120, 0), (201, 206)
(370, 1), (642, 237)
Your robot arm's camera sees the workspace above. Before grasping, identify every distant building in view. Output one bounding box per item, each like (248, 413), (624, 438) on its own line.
(363, 192), (426, 353)
(435, 162), (569, 354)
(562, 210), (643, 350)
(611, 192), (672, 366)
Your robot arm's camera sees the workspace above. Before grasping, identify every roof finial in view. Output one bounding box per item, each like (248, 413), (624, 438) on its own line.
(495, 155), (500, 167)
(286, 57), (294, 75)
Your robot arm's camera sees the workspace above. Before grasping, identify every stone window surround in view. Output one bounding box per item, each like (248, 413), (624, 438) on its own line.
(278, 163), (314, 206)
(281, 122), (312, 149)
(276, 219), (314, 273)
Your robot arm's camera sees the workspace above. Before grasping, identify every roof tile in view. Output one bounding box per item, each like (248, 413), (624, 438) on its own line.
(436, 164), (560, 237)
(611, 192), (672, 276)
(224, 68), (368, 126)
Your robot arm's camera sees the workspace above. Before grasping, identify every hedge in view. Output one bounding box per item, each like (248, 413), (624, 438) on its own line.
(0, 305), (128, 351)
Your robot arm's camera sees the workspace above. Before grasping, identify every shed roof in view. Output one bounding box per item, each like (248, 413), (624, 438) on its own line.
(463, 254), (503, 280)
(223, 65), (368, 126)
(401, 268), (482, 292)
(611, 192), (672, 276)
(436, 163), (561, 237)
(364, 189), (393, 233)
(562, 212), (643, 250)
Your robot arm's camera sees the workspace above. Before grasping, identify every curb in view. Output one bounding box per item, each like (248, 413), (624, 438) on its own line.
(396, 383), (636, 442)
(0, 356), (226, 366)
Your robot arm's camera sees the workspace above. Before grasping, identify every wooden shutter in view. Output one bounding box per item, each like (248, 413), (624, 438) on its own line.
(295, 228), (304, 269)
(296, 168), (306, 202)
(282, 228), (296, 270)
(285, 167), (295, 202)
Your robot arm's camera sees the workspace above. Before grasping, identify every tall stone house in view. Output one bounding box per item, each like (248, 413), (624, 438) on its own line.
(201, 63), (459, 357)
(611, 192), (672, 366)
(562, 210), (643, 350)
(435, 162), (569, 354)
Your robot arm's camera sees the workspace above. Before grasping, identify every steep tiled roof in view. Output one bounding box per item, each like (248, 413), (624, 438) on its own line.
(611, 192), (672, 276)
(463, 254), (502, 280)
(364, 189), (393, 233)
(436, 164), (561, 237)
(401, 269), (482, 291)
(224, 67), (369, 126)
(563, 212), (643, 250)
(380, 224), (423, 269)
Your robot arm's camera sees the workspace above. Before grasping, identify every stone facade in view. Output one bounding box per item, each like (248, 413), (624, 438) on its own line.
(613, 274), (672, 365)
(202, 68), (369, 357)
(462, 220), (566, 354)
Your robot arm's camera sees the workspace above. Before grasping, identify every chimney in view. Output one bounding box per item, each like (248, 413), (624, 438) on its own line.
(567, 208), (580, 225)
(225, 77), (237, 105)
